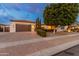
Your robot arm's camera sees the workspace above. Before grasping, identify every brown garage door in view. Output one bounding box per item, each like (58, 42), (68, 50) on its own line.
(16, 24), (31, 32)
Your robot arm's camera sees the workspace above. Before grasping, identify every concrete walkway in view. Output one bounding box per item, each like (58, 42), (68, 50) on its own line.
(0, 33), (79, 55)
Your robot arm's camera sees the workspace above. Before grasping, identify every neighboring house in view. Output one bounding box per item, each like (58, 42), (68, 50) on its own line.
(57, 26), (68, 32)
(41, 24), (56, 30)
(10, 20), (36, 32)
(0, 24), (9, 32)
(67, 23), (79, 32)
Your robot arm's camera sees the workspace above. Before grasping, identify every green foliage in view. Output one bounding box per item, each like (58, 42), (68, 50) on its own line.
(36, 18), (41, 30)
(43, 3), (79, 26)
(36, 29), (47, 37)
(36, 18), (47, 37)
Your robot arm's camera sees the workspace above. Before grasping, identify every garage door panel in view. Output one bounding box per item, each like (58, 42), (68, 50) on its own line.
(16, 24), (31, 32)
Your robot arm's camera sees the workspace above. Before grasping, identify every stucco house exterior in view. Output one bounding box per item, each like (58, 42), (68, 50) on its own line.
(9, 20), (70, 32)
(0, 24), (9, 32)
(10, 20), (58, 32)
(10, 20), (36, 32)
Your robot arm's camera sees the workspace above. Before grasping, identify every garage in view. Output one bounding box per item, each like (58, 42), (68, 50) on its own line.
(10, 20), (35, 32)
(16, 24), (31, 32)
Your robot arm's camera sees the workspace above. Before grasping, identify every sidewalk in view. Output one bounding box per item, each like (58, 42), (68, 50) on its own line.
(0, 33), (79, 56)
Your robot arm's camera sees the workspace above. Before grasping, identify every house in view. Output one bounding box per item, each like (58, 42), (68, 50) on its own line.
(1, 19), (79, 33)
(57, 26), (68, 32)
(0, 24), (9, 32)
(10, 20), (36, 32)
(41, 24), (56, 30)
(10, 20), (69, 32)
(67, 23), (79, 32)
(2, 19), (76, 32)
(10, 20), (57, 32)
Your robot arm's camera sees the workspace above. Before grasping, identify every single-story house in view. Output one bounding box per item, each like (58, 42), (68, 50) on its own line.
(9, 20), (69, 32)
(10, 20), (36, 32)
(0, 24), (9, 32)
(10, 20), (58, 32)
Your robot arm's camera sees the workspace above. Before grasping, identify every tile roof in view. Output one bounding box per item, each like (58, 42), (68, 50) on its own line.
(11, 20), (35, 23)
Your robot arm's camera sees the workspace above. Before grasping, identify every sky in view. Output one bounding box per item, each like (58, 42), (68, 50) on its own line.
(0, 3), (47, 24)
(0, 3), (79, 25)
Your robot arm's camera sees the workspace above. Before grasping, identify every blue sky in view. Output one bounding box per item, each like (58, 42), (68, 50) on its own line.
(0, 3), (47, 24)
(0, 3), (79, 25)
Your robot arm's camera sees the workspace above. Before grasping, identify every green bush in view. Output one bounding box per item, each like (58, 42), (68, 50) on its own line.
(36, 29), (47, 37)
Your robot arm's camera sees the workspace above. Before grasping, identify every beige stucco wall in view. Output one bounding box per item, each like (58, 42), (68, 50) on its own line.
(31, 24), (35, 32)
(41, 25), (56, 30)
(10, 22), (35, 32)
(10, 22), (16, 32)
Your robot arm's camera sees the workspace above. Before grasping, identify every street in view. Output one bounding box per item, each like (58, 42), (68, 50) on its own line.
(54, 45), (79, 56)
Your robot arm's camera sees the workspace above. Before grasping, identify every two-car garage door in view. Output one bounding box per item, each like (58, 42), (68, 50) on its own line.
(16, 24), (31, 32)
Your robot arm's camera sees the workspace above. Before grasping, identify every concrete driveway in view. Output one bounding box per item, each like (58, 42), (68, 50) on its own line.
(0, 32), (9, 36)
(0, 32), (41, 42)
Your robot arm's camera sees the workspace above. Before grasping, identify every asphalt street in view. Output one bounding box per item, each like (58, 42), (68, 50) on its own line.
(54, 45), (79, 56)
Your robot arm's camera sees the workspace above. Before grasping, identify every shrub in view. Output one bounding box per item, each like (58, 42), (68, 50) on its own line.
(36, 29), (47, 37)
(41, 27), (54, 32)
(71, 28), (78, 32)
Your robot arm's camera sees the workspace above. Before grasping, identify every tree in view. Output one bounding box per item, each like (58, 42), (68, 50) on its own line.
(36, 18), (41, 30)
(43, 3), (79, 32)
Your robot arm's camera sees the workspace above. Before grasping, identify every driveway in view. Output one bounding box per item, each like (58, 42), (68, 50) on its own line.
(0, 32), (41, 42)
(0, 32), (9, 36)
